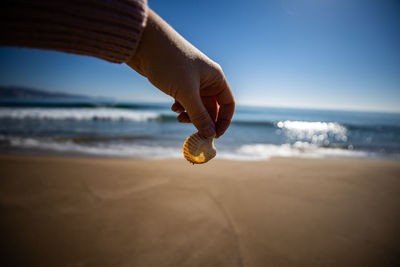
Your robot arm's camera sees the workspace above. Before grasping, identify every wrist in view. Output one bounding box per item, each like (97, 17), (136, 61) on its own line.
(126, 8), (202, 79)
(126, 8), (154, 76)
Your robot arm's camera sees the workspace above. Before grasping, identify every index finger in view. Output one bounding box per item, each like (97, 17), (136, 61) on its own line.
(215, 79), (235, 138)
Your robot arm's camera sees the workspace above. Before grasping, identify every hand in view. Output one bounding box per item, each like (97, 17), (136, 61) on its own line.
(127, 9), (235, 138)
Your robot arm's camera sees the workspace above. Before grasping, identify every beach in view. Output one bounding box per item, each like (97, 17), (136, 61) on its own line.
(1, 155), (399, 267)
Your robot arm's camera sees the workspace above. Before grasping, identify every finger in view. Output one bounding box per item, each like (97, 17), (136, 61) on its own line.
(171, 100), (185, 113)
(214, 79), (235, 138)
(177, 112), (191, 123)
(179, 91), (216, 137)
(177, 98), (216, 124)
(201, 96), (218, 123)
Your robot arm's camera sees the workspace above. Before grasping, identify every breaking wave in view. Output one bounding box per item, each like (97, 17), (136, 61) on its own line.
(1, 136), (372, 160)
(1, 107), (397, 135)
(218, 142), (370, 160)
(0, 108), (161, 122)
(2, 136), (182, 159)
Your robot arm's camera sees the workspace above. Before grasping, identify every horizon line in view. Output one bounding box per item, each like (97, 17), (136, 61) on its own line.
(1, 84), (399, 114)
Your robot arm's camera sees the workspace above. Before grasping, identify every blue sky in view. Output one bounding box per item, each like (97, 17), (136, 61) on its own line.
(0, 0), (399, 112)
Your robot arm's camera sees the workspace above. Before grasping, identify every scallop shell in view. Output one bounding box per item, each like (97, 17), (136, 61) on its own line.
(183, 132), (216, 164)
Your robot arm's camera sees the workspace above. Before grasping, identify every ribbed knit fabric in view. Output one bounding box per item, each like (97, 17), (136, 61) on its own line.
(1, 0), (148, 63)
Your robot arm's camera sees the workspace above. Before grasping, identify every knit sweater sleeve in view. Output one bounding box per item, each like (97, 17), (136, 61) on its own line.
(1, 0), (148, 63)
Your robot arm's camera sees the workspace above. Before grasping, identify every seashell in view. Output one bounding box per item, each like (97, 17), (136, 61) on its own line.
(183, 132), (216, 164)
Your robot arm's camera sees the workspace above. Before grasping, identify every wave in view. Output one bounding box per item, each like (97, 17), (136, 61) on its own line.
(53, 135), (155, 143)
(2, 136), (182, 159)
(0, 107), (161, 122)
(218, 142), (370, 160)
(0, 107), (348, 127)
(1, 136), (373, 160)
(1, 107), (399, 137)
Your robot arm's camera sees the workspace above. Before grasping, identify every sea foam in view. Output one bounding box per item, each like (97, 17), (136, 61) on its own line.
(0, 107), (160, 122)
(2, 136), (370, 160)
(5, 136), (182, 159)
(218, 142), (369, 160)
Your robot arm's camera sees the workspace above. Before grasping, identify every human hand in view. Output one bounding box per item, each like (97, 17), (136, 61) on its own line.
(126, 9), (235, 138)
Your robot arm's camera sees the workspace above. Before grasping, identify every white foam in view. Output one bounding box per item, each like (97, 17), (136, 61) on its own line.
(6, 137), (181, 159)
(0, 108), (390, 160)
(277, 120), (348, 143)
(3, 135), (371, 161)
(0, 108), (160, 122)
(218, 142), (369, 161)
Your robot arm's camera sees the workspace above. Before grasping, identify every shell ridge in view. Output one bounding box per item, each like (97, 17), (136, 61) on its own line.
(183, 132), (216, 164)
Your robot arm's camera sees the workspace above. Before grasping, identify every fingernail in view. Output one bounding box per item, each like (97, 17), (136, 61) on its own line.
(202, 126), (216, 137)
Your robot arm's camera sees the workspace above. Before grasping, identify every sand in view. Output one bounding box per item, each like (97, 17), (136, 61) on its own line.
(0, 155), (399, 267)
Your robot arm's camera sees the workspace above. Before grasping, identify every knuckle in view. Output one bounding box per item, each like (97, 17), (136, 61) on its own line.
(190, 109), (210, 123)
(215, 63), (223, 73)
(212, 62), (224, 78)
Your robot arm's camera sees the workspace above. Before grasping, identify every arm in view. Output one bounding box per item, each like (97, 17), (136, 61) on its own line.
(127, 9), (235, 137)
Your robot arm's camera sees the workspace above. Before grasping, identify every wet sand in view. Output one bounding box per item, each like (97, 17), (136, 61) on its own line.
(0, 155), (399, 267)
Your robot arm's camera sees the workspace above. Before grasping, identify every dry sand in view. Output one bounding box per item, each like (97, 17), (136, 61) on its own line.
(0, 155), (399, 267)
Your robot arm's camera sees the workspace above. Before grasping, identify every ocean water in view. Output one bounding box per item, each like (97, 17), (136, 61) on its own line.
(0, 99), (399, 160)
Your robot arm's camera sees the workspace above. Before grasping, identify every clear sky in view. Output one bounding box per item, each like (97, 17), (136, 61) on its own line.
(1, 0), (399, 112)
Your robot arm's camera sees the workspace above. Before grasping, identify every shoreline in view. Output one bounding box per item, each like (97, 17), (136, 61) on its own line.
(1, 155), (400, 266)
(0, 148), (399, 162)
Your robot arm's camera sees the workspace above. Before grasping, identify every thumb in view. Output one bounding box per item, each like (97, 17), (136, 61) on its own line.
(179, 92), (216, 138)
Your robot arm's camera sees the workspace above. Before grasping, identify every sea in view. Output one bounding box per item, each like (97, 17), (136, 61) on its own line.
(0, 99), (399, 161)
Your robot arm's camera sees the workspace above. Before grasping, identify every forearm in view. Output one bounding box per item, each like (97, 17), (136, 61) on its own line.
(127, 8), (219, 98)
(1, 0), (148, 63)
(127, 9), (196, 87)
